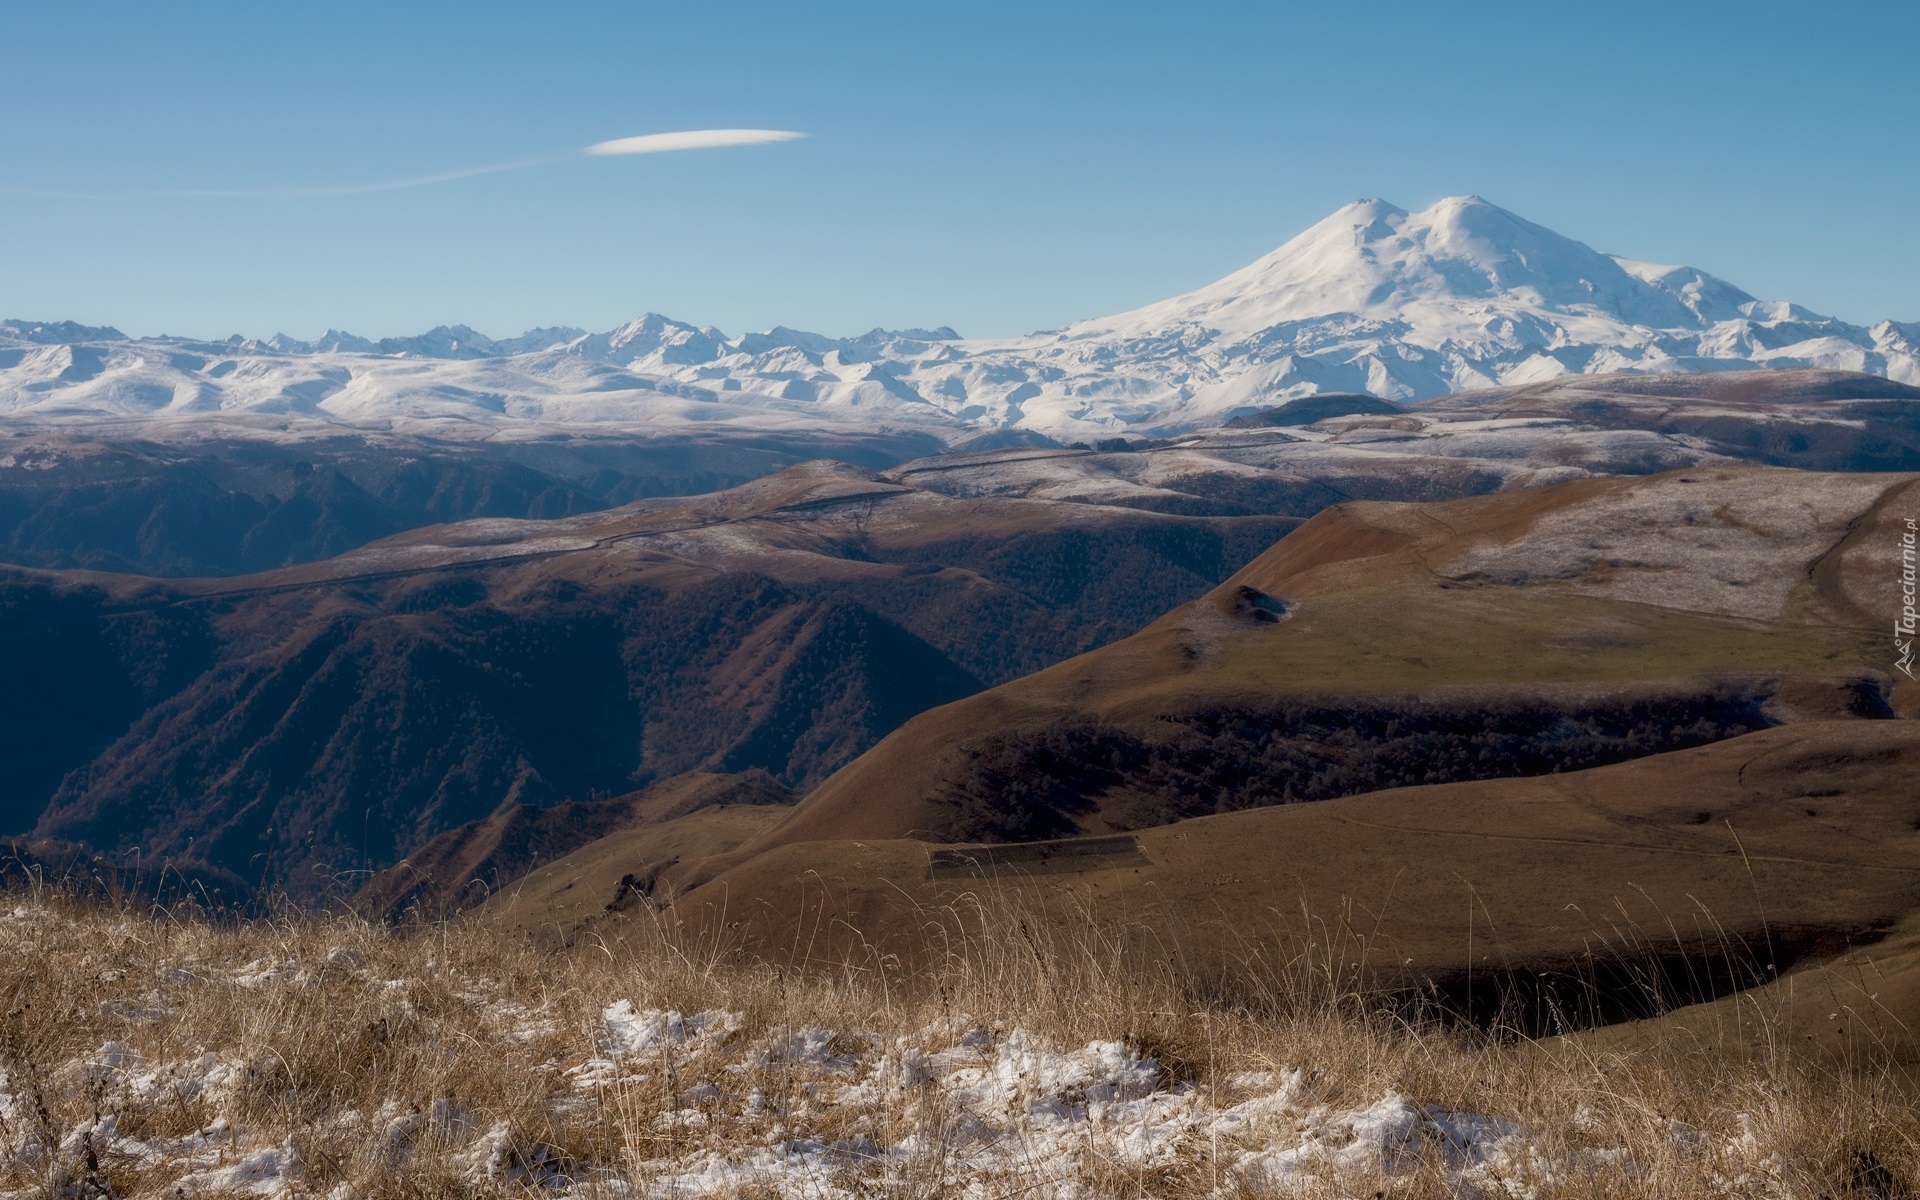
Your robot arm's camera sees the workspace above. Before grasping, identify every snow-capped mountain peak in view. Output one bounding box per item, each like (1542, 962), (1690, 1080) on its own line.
(2, 196), (1913, 439)
(1065, 195), (1752, 345)
(568, 312), (724, 365)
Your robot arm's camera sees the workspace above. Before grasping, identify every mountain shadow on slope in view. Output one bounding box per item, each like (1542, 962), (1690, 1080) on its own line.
(0, 430), (942, 577)
(0, 452), (586, 576)
(32, 579), (976, 894)
(1224, 394), (1407, 427)
(621, 578), (985, 785)
(39, 600), (638, 893)
(0, 578), (215, 833)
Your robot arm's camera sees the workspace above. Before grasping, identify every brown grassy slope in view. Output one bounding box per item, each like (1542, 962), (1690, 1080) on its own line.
(1586, 908), (1920, 1068)
(467, 801), (796, 939)
(701, 467), (1913, 866)
(655, 719), (1920, 1052)
(356, 769), (793, 918)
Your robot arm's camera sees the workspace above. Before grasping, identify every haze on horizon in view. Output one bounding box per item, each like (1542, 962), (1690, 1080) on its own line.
(2, 0), (1915, 342)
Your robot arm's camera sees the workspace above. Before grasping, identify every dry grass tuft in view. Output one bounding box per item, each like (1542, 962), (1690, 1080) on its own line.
(0, 876), (1911, 1198)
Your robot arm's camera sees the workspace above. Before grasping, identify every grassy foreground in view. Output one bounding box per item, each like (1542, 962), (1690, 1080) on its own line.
(0, 882), (1913, 1199)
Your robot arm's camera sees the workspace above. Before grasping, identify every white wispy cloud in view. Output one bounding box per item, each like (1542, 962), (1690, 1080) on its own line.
(585, 129), (806, 156)
(1, 130), (808, 200)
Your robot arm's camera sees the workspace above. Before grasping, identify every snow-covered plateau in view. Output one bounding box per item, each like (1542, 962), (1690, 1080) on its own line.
(5, 196), (1917, 443)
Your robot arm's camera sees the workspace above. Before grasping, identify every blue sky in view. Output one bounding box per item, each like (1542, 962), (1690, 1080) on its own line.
(3, 0), (1915, 341)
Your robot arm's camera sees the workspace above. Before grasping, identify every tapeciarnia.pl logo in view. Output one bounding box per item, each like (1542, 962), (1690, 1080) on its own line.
(1898, 516), (1917, 679)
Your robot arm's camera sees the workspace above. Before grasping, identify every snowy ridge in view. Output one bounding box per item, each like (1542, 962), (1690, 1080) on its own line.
(4, 197), (1916, 441)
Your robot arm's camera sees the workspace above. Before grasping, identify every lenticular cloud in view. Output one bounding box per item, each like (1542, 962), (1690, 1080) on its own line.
(586, 129), (806, 156)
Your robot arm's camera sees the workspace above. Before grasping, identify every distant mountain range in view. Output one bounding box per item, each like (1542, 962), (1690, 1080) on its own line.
(4, 196), (1917, 440)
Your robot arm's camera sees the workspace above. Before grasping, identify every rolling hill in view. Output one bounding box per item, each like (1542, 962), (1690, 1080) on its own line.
(687, 466), (1912, 858)
(462, 464), (1920, 1051)
(663, 720), (1920, 1051)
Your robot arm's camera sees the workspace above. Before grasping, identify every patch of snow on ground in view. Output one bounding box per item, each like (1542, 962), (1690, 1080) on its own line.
(570, 1003), (744, 1090)
(0, 938), (1789, 1200)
